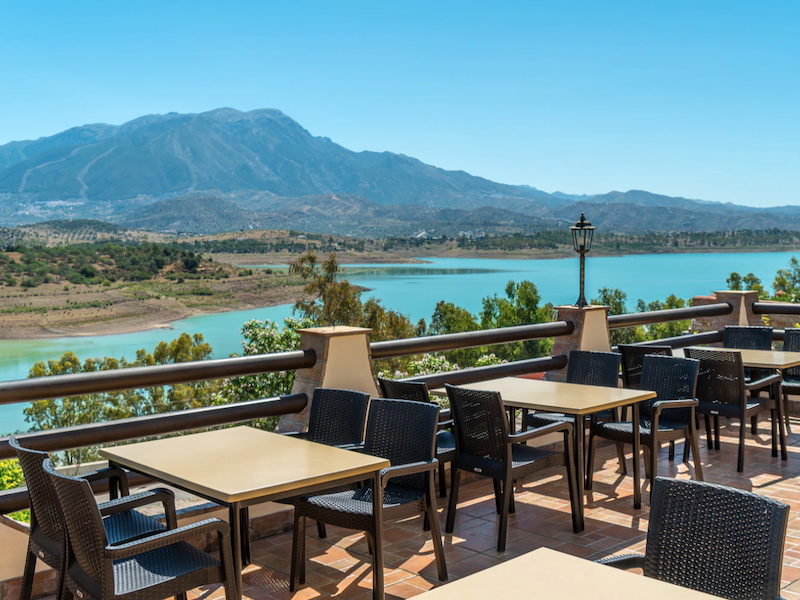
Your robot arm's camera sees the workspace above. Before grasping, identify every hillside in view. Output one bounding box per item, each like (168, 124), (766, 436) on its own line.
(1, 108), (799, 234)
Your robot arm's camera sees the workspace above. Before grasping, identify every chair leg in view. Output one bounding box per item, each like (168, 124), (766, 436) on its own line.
(425, 472), (448, 581)
(738, 417), (747, 473)
(668, 440), (675, 461)
(218, 530), (238, 600)
(784, 393), (792, 435)
(497, 475), (513, 553)
(771, 409), (778, 457)
(316, 520), (327, 539)
(20, 550), (36, 600)
(585, 431), (596, 491)
(751, 414), (758, 435)
(714, 415), (721, 450)
(683, 438), (690, 463)
(492, 479), (502, 514)
(290, 513), (306, 591)
(509, 480), (516, 514)
(648, 442), (658, 483)
(615, 442), (627, 475)
(642, 446), (651, 481)
(704, 414), (713, 449)
(365, 531), (374, 556)
(438, 461), (447, 498)
(445, 468), (461, 534)
(688, 422), (703, 481)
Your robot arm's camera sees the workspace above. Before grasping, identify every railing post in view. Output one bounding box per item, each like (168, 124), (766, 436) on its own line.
(275, 326), (379, 433)
(693, 290), (760, 331)
(545, 305), (611, 382)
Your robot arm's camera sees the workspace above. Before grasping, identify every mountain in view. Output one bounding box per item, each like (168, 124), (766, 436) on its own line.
(1, 107), (799, 234)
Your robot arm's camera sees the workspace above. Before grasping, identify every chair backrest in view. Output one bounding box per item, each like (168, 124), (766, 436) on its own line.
(445, 384), (509, 466)
(723, 326), (773, 350)
(639, 355), (699, 423)
(43, 458), (109, 597)
(618, 345), (673, 389)
(364, 397), (438, 490)
(645, 477), (788, 600)
(377, 377), (430, 403)
(684, 347), (746, 408)
(9, 436), (64, 548)
(783, 328), (800, 380)
(566, 350), (621, 388)
(307, 388), (370, 447)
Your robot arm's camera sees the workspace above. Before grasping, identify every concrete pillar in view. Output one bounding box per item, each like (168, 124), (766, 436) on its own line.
(691, 290), (762, 332)
(275, 326), (379, 433)
(545, 305), (611, 382)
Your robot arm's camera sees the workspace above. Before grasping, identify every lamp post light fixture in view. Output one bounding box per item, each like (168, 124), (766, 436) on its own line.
(570, 213), (595, 309)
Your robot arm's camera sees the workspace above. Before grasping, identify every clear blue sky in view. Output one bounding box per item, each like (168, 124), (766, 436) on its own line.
(1, 1), (797, 207)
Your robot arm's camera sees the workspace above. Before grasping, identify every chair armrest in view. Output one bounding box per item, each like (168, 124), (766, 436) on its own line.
(652, 399), (698, 415)
(105, 518), (230, 560)
(438, 419), (454, 431)
(510, 420), (573, 444)
(335, 441), (365, 451)
(747, 373), (782, 391)
(381, 459), (438, 487)
(596, 554), (645, 570)
(99, 488), (177, 529)
(82, 467), (130, 498)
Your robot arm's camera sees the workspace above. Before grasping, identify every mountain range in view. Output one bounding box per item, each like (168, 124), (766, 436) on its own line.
(1, 107), (799, 235)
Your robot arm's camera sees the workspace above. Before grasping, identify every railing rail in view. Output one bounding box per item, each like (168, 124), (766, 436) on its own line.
(613, 330), (724, 351)
(607, 303), (732, 329)
(406, 354), (568, 388)
(370, 321), (574, 359)
(0, 393), (308, 514)
(0, 350), (316, 406)
(753, 302), (800, 316)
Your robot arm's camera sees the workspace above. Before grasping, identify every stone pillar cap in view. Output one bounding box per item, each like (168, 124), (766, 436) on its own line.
(296, 326), (373, 337)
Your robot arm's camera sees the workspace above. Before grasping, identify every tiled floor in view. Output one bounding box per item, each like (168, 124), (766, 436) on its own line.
(189, 416), (800, 600)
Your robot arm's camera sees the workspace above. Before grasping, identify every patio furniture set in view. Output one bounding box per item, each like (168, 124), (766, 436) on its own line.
(10, 325), (798, 600)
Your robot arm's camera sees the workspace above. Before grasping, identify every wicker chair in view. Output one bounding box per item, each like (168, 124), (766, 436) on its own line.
(445, 384), (579, 552)
(618, 345), (675, 466)
(377, 377), (456, 497)
(280, 387), (370, 539)
(44, 458), (236, 600)
(598, 477), (788, 600)
(290, 398), (447, 594)
(10, 437), (176, 600)
(781, 328), (800, 430)
(587, 355), (703, 487)
(685, 347), (784, 472)
(723, 325), (784, 433)
(525, 350), (622, 480)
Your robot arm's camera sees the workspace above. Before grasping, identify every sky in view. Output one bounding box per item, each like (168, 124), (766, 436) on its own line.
(0, 1), (798, 207)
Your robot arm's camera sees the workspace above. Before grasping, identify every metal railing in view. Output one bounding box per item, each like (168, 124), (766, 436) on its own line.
(753, 302), (800, 316)
(607, 302), (732, 329)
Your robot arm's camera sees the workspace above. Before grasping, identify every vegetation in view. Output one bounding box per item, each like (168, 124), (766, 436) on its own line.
(728, 257), (800, 302)
(0, 459), (28, 521)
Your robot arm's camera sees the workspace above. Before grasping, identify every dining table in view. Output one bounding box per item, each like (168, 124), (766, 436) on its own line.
(100, 426), (390, 599)
(412, 547), (721, 600)
(431, 377), (656, 529)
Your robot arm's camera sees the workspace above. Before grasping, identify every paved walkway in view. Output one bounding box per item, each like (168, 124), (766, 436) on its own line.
(188, 415), (800, 600)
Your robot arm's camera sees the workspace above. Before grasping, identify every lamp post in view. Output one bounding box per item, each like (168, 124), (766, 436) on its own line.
(570, 213), (595, 309)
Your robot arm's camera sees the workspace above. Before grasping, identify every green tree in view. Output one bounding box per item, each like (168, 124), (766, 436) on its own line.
(425, 301), (483, 365)
(773, 257), (800, 301)
(727, 272), (743, 290)
(0, 459), (28, 522)
(592, 288), (646, 345)
(481, 280), (555, 361)
(635, 295), (690, 340)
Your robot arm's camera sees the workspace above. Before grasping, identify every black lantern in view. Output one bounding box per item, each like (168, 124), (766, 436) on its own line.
(570, 213), (595, 308)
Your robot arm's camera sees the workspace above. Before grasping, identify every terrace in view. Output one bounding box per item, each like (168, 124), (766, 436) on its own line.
(3, 289), (800, 600)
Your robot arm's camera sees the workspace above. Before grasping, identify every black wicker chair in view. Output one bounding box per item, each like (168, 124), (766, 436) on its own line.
(10, 437), (176, 600)
(587, 355), (703, 487)
(44, 458), (236, 600)
(598, 477), (788, 600)
(525, 350), (622, 479)
(685, 347), (784, 472)
(377, 377), (456, 497)
(782, 328), (800, 430)
(445, 384), (580, 552)
(618, 345), (675, 466)
(290, 398), (448, 594)
(280, 387), (370, 539)
(723, 325), (784, 433)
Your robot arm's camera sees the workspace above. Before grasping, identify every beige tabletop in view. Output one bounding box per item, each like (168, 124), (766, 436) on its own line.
(676, 347), (800, 369)
(431, 377), (655, 415)
(100, 426), (390, 504)
(414, 548), (718, 600)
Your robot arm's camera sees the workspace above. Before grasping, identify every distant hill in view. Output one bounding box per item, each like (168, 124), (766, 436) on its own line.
(1, 107), (799, 234)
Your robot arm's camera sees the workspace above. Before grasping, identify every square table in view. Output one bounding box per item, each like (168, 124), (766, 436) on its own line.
(412, 547), (719, 600)
(431, 377), (656, 529)
(100, 426), (390, 599)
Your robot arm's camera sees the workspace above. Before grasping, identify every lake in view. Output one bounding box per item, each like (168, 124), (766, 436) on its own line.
(2, 251), (798, 433)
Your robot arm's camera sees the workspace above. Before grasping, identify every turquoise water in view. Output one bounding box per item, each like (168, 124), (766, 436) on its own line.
(2, 251), (798, 433)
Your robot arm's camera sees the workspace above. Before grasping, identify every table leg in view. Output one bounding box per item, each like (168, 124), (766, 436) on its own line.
(372, 471), (385, 600)
(775, 380), (788, 461)
(229, 502), (243, 598)
(507, 408), (517, 434)
(240, 506), (251, 566)
(574, 415), (585, 531)
(632, 402), (642, 510)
